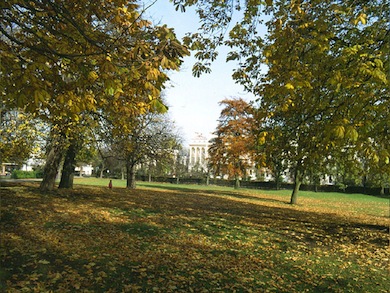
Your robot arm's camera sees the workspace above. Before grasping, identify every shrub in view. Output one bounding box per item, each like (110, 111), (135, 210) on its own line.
(11, 170), (37, 179)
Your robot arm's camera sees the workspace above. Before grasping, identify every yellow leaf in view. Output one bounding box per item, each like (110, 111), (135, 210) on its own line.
(285, 83), (294, 90)
(259, 131), (268, 138)
(258, 137), (266, 145)
(88, 71), (99, 81)
(161, 56), (169, 68)
(360, 13), (367, 25)
(333, 125), (345, 138)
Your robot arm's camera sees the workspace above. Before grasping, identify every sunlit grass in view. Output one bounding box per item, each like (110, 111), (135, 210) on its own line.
(1, 181), (389, 292)
(74, 177), (389, 218)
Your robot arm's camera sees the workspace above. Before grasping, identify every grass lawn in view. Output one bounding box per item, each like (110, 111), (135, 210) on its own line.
(1, 179), (389, 292)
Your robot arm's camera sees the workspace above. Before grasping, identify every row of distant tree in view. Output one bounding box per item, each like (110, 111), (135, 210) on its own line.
(207, 98), (389, 197)
(0, 108), (186, 188)
(1, 96), (388, 197)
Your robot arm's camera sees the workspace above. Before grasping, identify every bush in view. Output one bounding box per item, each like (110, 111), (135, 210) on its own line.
(35, 170), (44, 178)
(11, 170), (38, 179)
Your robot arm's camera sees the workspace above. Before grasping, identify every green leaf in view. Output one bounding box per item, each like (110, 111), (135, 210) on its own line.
(150, 99), (168, 113)
(345, 126), (358, 141)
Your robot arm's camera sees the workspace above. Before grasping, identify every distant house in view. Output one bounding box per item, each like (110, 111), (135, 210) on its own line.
(1, 160), (93, 178)
(0, 163), (18, 176)
(1, 157), (42, 176)
(74, 165), (93, 177)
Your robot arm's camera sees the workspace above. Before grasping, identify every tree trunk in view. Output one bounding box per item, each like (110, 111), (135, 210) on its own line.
(148, 163), (153, 182)
(275, 174), (281, 190)
(99, 163), (104, 178)
(273, 161), (283, 190)
(290, 167), (302, 205)
(234, 176), (240, 189)
(127, 164), (136, 189)
(40, 135), (66, 192)
(121, 167), (125, 180)
(59, 142), (78, 189)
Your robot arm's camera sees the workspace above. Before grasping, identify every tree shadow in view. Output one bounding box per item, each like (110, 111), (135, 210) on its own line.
(1, 182), (389, 292)
(139, 183), (289, 205)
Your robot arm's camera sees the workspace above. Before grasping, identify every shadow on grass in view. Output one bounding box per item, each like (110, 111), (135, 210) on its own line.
(1, 182), (389, 292)
(139, 183), (289, 205)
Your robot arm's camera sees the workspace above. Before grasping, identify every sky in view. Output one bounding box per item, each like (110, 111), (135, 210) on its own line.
(145, 0), (257, 143)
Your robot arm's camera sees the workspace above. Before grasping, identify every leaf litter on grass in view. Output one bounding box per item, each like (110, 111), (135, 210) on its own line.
(1, 182), (389, 292)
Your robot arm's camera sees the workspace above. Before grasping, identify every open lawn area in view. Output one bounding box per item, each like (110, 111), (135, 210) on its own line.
(1, 179), (389, 292)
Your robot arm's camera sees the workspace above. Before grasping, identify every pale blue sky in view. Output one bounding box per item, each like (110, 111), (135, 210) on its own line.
(145, 0), (256, 143)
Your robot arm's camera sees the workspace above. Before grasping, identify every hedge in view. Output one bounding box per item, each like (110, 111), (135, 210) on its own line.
(11, 170), (41, 179)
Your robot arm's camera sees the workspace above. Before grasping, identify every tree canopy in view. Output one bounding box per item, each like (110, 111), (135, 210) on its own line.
(1, 0), (388, 200)
(174, 0), (389, 203)
(0, 110), (43, 165)
(1, 0), (188, 121)
(208, 98), (255, 188)
(108, 111), (182, 189)
(1, 0), (189, 190)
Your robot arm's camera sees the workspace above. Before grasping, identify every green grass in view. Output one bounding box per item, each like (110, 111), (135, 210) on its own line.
(1, 180), (389, 292)
(75, 177), (389, 217)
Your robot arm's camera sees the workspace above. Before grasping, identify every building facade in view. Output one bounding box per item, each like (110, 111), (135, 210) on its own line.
(188, 133), (209, 172)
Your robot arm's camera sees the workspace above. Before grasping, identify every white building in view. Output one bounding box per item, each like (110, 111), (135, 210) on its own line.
(75, 165), (94, 176)
(188, 133), (210, 172)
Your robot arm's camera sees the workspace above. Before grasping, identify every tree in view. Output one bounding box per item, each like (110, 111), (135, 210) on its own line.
(58, 134), (85, 189)
(173, 148), (190, 180)
(208, 98), (255, 189)
(173, 0), (389, 203)
(109, 112), (182, 189)
(366, 162), (390, 195)
(357, 96), (390, 194)
(136, 129), (185, 181)
(253, 1), (389, 204)
(1, 1), (189, 191)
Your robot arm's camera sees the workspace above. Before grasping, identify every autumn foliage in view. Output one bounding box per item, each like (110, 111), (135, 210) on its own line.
(1, 1), (189, 191)
(208, 98), (256, 187)
(180, 0), (390, 204)
(1, 181), (388, 292)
